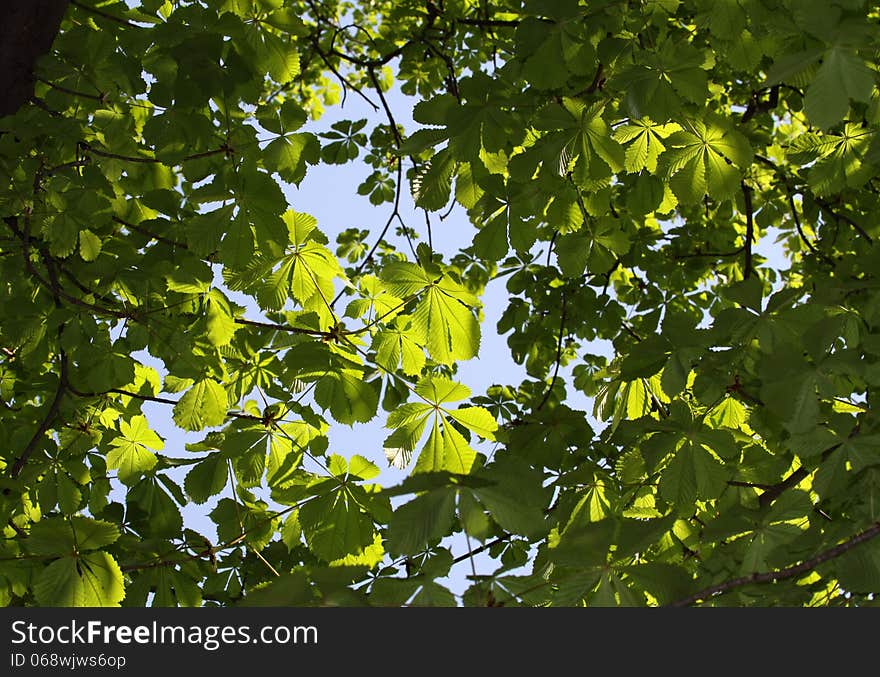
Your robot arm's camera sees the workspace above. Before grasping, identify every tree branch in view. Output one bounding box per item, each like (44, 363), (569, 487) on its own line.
(785, 188), (834, 266)
(669, 520), (880, 606)
(7, 350), (68, 480)
(754, 154), (873, 245)
(233, 317), (335, 339)
(4, 215), (130, 319)
(82, 142), (230, 166)
(812, 195), (873, 245)
(741, 181), (754, 279)
(67, 384), (264, 422)
(757, 441), (842, 508)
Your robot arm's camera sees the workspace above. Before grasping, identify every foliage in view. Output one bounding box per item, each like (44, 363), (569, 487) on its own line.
(2, 0), (880, 607)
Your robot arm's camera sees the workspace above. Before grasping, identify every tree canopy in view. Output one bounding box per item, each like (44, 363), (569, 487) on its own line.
(2, 0), (880, 607)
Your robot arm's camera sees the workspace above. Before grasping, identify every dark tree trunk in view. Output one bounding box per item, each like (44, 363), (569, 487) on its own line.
(0, 0), (70, 118)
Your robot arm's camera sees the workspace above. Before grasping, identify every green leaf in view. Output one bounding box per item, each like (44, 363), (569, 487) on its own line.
(459, 491), (491, 540)
(834, 541), (880, 593)
(34, 553), (125, 607)
(264, 133), (319, 185)
(447, 406), (498, 441)
(661, 117), (752, 203)
(315, 370), (379, 425)
(455, 162), (484, 209)
(563, 100), (624, 173)
(184, 454), (229, 504)
(659, 445), (697, 511)
(412, 148), (455, 211)
(411, 581), (457, 607)
(761, 374), (819, 434)
(78, 229), (102, 261)
(473, 456), (548, 537)
(439, 420), (477, 474)
(107, 415), (162, 484)
(707, 397), (747, 429)
(204, 289), (237, 346)
(128, 477), (184, 538)
(386, 489), (457, 556)
(415, 375), (471, 404)
(625, 563), (693, 606)
(660, 443), (728, 511)
(413, 418), (445, 473)
(380, 261), (434, 297)
(186, 205), (233, 257)
(262, 30), (301, 83)
(721, 276), (763, 312)
(221, 214), (256, 270)
(805, 46), (875, 130)
(620, 335), (672, 380)
(28, 517), (120, 555)
(263, 8), (309, 36)
(173, 379), (228, 431)
(57, 473), (82, 514)
(473, 216), (508, 261)
(411, 282), (481, 365)
(373, 323), (426, 376)
(299, 489), (375, 561)
(289, 241), (344, 304)
(613, 119), (678, 173)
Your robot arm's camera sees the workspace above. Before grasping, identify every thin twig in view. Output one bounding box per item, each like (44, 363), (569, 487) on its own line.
(754, 154), (873, 245)
(454, 18), (520, 27)
(307, 36), (379, 111)
(36, 77), (106, 103)
(423, 209), (433, 252)
(547, 230), (559, 268)
(727, 480), (775, 490)
(536, 292), (567, 411)
(113, 216), (188, 249)
(45, 159), (90, 175)
(439, 200), (457, 222)
(367, 67), (403, 147)
(451, 535), (510, 565)
(28, 97), (61, 117)
(600, 258), (620, 296)
(621, 319), (642, 341)
(330, 161), (403, 308)
(786, 190), (832, 265)
(672, 246), (744, 260)
(70, 0), (142, 28)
